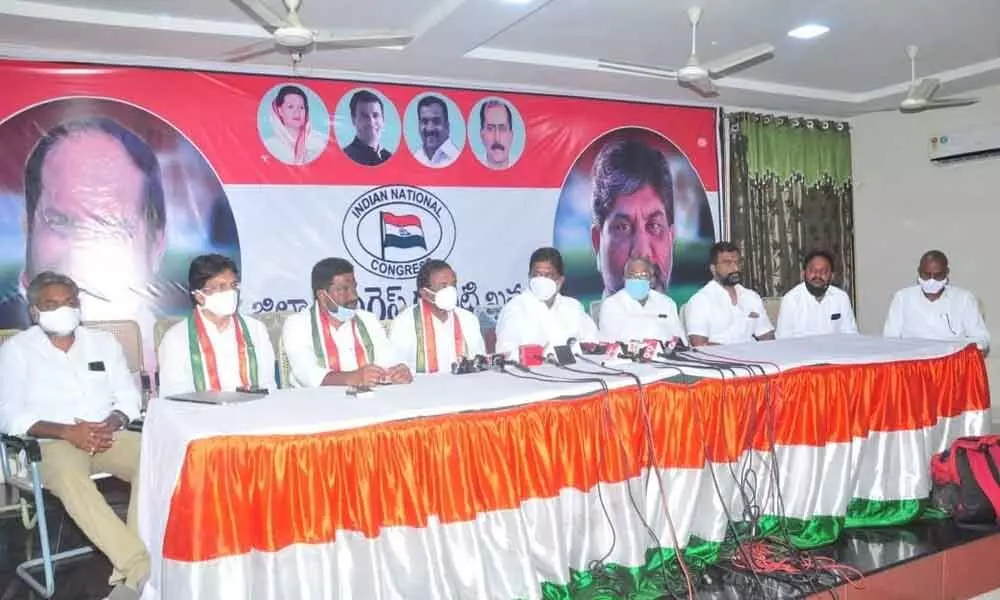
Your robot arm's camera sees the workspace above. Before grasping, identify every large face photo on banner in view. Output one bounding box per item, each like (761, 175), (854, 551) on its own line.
(0, 61), (722, 372)
(0, 96), (240, 372)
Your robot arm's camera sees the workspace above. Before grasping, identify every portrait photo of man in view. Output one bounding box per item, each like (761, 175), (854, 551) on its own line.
(342, 89), (392, 167)
(479, 99), (514, 170)
(0, 98), (240, 374)
(411, 94), (461, 168)
(591, 139), (676, 298)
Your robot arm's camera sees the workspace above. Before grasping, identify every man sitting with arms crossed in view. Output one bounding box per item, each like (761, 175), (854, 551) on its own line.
(0, 272), (147, 600)
(390, 259), (485, 374)
(775, 249), (858, 338)
(685, 241), (774, 346)
(157, 254), (275, 396)
(496, 247), (598, 356)
(282, 258), (413, 387)
(598, 256), (686, 344)
(884, 249), (989, 352)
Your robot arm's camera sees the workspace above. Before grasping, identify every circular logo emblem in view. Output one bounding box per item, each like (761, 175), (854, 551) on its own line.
(342, 185), (457, 279)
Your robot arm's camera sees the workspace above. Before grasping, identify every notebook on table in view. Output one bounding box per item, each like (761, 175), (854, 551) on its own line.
(165, 390), (267, 405)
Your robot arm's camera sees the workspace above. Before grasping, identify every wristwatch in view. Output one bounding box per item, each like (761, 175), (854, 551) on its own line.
(111, 411), (129, 430)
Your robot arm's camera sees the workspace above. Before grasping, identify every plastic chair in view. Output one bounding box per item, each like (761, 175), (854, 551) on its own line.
(589, 301), (602, 326)
(762, 297), (782, 327)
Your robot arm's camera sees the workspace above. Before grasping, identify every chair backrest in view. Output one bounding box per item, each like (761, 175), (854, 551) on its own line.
(153, 317), (184, 359)
(258, 311), (293, 354)
(589, 301), (602, 326)
(83, 320), (143, 375)
(0, 329), (21, 347)
(679, 302), (690, 331)
(277, 333), (293, 389)
(762, 297), (782, 326)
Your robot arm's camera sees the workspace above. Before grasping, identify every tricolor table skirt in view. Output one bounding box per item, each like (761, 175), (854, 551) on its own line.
(139, 338), (989, 599)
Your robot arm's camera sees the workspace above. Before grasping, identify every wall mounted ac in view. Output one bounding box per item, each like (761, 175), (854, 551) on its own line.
(929, 123), (1000, 164)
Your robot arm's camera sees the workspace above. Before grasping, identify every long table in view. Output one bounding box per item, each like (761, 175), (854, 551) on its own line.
(137, 335), (990, 599)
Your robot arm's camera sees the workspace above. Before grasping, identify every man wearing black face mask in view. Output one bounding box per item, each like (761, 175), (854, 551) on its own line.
(684, 242), (774, 346)
(775, 250), (858, 339)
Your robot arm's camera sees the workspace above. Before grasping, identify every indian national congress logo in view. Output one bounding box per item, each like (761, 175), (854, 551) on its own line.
(342, 185), (457, 280)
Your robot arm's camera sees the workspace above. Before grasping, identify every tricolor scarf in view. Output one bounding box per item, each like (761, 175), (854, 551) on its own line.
(187, 310), (259, 392)
(310, 302), (374, 371)
(414, 300), (465, 373)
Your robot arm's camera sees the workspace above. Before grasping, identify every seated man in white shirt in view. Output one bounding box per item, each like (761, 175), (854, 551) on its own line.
(685, 241), (774, 346)
(0, 272), (147, 600)
(776, 249), (858, 338)
(496, 247), (599, 356)
(157, 254), (275, 397)
(598, 256), (686, 344)
(883, 249), (989, 352)
(390, 259), (485, 374)
(281, 258), (413, 387)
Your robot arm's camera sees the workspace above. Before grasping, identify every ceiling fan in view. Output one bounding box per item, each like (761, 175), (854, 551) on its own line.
(225, 0), (414, 63)
(597, 6), (775, 96)
(893, 45), (978, 113)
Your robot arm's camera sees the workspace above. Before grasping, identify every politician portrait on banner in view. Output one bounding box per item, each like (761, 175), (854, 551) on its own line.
(553, 127), (719, 308)
(257, 83), (330, 166)
(0, 97), (240, 373)
(334, 87), (402, 167)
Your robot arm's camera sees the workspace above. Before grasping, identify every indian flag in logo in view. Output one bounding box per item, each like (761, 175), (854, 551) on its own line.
(380, 211), (427, 254)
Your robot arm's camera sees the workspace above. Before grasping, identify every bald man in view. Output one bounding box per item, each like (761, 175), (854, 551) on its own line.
(883, 250), (989, 351)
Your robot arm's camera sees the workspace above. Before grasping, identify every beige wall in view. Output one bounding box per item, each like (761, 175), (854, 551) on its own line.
(851, 84), (1000, 416)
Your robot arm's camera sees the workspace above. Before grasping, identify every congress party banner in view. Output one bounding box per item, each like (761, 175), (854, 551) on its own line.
(0, 60), (722, 371)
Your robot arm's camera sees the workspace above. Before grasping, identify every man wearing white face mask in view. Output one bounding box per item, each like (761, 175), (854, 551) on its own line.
(157, 254), (275, 397)
(884, 250), (989, 352)
(390, 260), (486, 374)
(282, 258), (412, 388)
(0, 272), (148, 599)
(598, 257), (686, 344)
(495, 247), (599, 357)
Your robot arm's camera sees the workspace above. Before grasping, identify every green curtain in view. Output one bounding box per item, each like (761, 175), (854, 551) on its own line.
(728, 112), (856, 301)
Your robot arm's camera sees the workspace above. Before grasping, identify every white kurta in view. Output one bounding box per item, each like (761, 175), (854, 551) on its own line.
(389, 303), (486, 373)
(684, 280), (774, 345)
(776, 282), (858, 339)
(156, 312), (276, 397)
(495, 293), (598, 357)
(598, 289), (686, 344)
(883, 284), (989, 351)
(0, 326), (141, 435)
(281, 309), (397, 388)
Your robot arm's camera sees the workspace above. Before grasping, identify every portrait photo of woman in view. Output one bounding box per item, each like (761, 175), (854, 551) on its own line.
(259, 84), (329, 165)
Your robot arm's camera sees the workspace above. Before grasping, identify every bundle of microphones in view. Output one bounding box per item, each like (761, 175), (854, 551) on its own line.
(450, 336), (692, 375)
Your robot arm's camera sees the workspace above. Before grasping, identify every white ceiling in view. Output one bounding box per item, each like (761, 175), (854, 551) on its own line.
(1, 0), (999, 117)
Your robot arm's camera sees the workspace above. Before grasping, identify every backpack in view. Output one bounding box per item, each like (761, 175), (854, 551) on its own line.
(930, 435), (1000, 524)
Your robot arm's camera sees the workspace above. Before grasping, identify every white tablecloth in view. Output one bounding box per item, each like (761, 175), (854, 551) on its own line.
(137, 334), (969, 599)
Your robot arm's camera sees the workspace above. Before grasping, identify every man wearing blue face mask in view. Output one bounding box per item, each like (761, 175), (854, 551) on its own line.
(883, 250), (989, 352)
(281, 258), (412, 387)
(598, 257), (686, 344)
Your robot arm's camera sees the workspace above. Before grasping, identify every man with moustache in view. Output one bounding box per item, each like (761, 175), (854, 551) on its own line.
(343, 90), (392, 166)
(479, 99), (514, 169)
(684, 241), (774, 346)
(281, 258), (412, 388)
(776, 250), (858, 338)
(414, 95), (459, 168)
(591, 139), (676, 298)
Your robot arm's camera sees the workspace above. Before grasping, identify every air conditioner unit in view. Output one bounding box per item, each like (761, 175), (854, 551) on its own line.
(929, 123), (1000, 163)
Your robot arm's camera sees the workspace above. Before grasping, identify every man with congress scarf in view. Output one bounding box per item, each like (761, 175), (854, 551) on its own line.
(157, 254), (274, 397)
(390, 260), (485, 374)
(282, 258), (412, 388)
